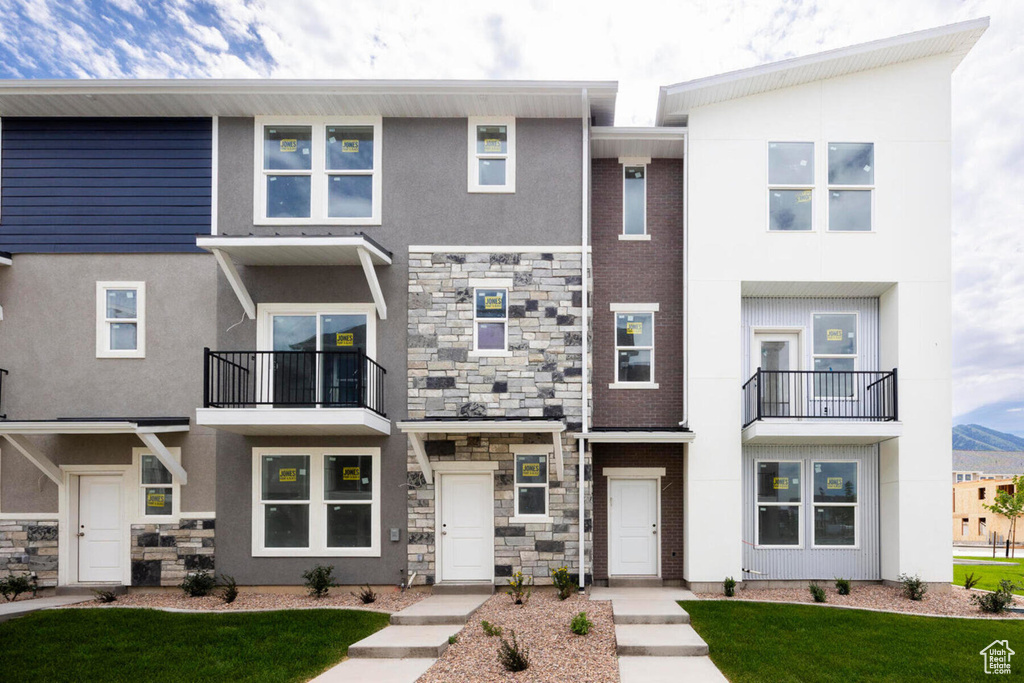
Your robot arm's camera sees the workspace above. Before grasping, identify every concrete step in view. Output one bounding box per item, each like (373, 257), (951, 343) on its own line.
(612, 599), (690, 624)
(390, 594), (490, 625)
(431, 582), (494, 595)
(55, 584), (127, 596)
(615, 624), (709, 657)
(619, 656), (728, 683)
(608, 577), (664, 588)
(347, 625), (462, 659)
(309, 658), (435, 683)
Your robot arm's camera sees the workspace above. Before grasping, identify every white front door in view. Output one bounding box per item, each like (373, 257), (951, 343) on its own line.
(609, 478), (658, 576)
(754, 332), (800, 417)
(440, 474), (492, 582)
(78, 475), (124, 583)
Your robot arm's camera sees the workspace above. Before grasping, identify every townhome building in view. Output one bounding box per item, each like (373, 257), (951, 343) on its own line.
(0, 17), (985, 594)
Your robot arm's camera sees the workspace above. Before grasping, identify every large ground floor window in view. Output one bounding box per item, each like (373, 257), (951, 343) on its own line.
(754, 458), (859, 549)
(252, 447), (381, 557)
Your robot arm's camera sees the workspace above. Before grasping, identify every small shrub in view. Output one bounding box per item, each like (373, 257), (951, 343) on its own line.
(302, 564), (337, 599)
(93, 589), (118, 603)
(964, 573), (981, 591)
(570, 611), (593, 636)
(898, 573), (927, 601)
(219, 575), (239, 604)
(497, 630), (530, 672)
(180, 570), (217, 597)
(809, 583), (827, 603)
(551, 566), (577, 601)
(0, 574), (34, 602)
(506, 570), (532, 605)
(835, 578), (851, 595)
(972, 579), (1019, 614)
(448, 634), (458, 645)
(723, 576), (736, 597)
(352, 583), (377, 604)
(481, 620), (503, 637)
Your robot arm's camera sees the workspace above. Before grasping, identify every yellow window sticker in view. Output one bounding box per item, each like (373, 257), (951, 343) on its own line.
(147, 493), (166, 506)
(796, 190), (812, 203)
(484, 294), (503, 310)
(336, 332), (354, 347)
(626, 322), (643, 335)
(522, 463), (541, 478)
(773, 477), (789, 490)
(280, 139), (298, 153)
(827, 477), (844, 489)
(341, 139), (359, 153)
(343, 467), (361, 481)
(826, 329), (844, 342)
(279, 468), (297, 482)
(483, 138), (503, 153)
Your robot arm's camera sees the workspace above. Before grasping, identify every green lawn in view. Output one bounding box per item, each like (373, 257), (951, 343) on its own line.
(954, 555), (1024, 594)
(0, 608), (390, 682)
(683, 600), (1024, 682)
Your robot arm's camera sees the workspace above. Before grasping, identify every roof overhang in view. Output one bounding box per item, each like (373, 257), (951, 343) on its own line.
(397, 419), (566, 484)
(590, 127), (686, 159)
(742, 420), (902, 445)
(0, 252), (11, 267)
(0, 79), (618, 126)
(657, 18), (989, 125)
(741, 281), (896, 298)
(575, 430), (695, 444)
(196, 234), (392, 320)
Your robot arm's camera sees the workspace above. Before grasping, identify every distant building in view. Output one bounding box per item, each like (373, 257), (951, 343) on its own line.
(953, 450), (1024, 484)
(953, 479), (1017, 545)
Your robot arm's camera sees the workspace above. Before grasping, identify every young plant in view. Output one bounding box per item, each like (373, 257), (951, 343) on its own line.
(570, 611), (593, 635)
(983, 474), (1024, 558)
(972, 579), (1019, 614)
(834, 578), (851, 596)
(448, 634), (459, 645)
(809, 583), (827, 603)
(352, 584), (377, 604)
(0, 574), (34, 602)
(219, 575), (239, 604)
(551, 566), (577, 601)
(497, 630), (530, 672)
(180, 570), (217, 597)
(93, 589), (118, 603)
(506, 570), (533, 606)
(964, 572), (981, 591)
(302, 564), (338, 599)
(898, 573), (927, 601)
(723, 576), (736, 597)
(481, 620), (503, 637)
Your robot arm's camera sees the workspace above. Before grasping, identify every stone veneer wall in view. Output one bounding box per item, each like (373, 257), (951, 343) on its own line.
(0, 520), (58, 587)
(406, 250), (592, 585)
(131, 518), (215, 587)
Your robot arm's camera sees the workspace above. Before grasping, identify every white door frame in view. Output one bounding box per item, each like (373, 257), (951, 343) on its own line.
(433, 461), (497, 584)
(58, 465), (132, 586)
(604, 467), (664, 578)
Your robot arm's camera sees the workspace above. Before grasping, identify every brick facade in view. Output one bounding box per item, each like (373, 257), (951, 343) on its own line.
(591, 158), (684, 428)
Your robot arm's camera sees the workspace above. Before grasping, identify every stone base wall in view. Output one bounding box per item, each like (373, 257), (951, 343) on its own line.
(0, 519), (58, 587)
(131, 518), (215, 587)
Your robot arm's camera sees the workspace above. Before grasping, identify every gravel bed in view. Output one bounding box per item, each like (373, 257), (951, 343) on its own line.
(62, 587), (428, 613)
(699, 584), (1024, 618)
(418, 592), (618, 683)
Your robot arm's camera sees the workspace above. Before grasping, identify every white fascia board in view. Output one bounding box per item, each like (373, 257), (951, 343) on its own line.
(198, 236), (392, 266)
(591, 126), (687, 140)
(396, 420), (566, 435)
(408, 245), (588, 254)
(0, 421), (188, 435)
(574, 431), (695, 443)
(195, 408), (391, 436)
(0, 255), (11, 267)
(741, 420), (903, 445)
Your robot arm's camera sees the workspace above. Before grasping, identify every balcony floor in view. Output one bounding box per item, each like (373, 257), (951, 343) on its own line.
(195, 408), (390, 436)
(742, 419), (902, 445)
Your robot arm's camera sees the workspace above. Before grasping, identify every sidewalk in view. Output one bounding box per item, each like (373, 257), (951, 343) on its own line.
(0, 595), (93, 624)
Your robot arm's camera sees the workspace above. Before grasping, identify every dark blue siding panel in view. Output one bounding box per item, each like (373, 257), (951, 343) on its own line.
(1, 118), (212, 253)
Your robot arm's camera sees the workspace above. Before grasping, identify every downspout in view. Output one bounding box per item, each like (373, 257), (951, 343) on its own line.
(679, 130), (689, 429)
(579, 89), (590, 591)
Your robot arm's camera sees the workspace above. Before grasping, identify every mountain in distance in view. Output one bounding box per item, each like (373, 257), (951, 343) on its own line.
(953, 424), (1024, 452)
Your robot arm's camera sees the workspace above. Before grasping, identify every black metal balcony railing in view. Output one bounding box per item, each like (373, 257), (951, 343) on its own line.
(742, 368), (897, 428)
(0, 368), (7, 419)
(203, 349), (386, 417)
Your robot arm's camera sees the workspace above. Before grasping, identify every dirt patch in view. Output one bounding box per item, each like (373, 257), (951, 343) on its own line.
(63, 587), (427, 613)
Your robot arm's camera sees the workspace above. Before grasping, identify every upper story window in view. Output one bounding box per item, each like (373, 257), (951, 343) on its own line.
(828, 143), (874, 231)
(611, 303), (658, 389)
(622, 165), (647, 237)
(768, 142), (814, 231)
(96, 281), (145, 359)
(812, 313), (857, 398)
(468, 117), (516, 193)
(256, 117), (382, 225)
(473, 285), (509, 355)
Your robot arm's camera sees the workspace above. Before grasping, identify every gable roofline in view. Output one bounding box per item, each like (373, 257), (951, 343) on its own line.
(656, 17), (989, 126)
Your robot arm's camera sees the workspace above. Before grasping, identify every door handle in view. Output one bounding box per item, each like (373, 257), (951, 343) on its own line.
(441, 531), (447, 535)
(76, 532), (85, 537)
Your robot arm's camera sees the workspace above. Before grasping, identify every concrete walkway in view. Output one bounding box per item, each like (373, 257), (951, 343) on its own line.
(590, 587), (728, 683)
(311, 593), (489, 682)
(0, 595), (93, 624)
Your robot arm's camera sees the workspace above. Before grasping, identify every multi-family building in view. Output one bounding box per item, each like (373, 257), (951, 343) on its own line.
(953, 478), (1015, 545)
(0, 18), (987, 593)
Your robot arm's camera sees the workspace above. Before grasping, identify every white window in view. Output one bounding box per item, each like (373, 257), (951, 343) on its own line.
(252, 447), (381, 557)
(468, 116), (515, 193)
(511, 445), (552, 522)
(133, 447), (181, 521)
(828, 143), (873, 231)
(768, 142), (814, 231)
(255, 117), (382, 225)
(755, 460), (802, 547)
(96, 281), (145, 358)
(611, 304), (657, 388)
(473, 286), (508, 355)
(812, 461), (858, 547)
(622, 165), (647, 236)
(811, 312), (857, 398)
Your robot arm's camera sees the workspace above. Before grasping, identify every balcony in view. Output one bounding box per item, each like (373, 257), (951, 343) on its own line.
(741, 368), (901, 444)
(195, 349), (389, 436)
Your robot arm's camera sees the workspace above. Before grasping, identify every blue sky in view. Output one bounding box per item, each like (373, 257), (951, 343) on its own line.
(1, 0), (1021, 431)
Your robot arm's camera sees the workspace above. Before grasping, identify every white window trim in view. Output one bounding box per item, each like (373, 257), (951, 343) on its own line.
(95, 281), (146, 359)
(471, 286), (509, 356)
(754, 458), (804, 549)
(810, 311), (859, 400)
(826, 142), (875, 233)
(253, 116), (383, 226)
(132, 446), (182, 523)
(510, 444), (553, 524)
(251, 446), (381, 558)
(767, 141), (815, 233)
(613, 309), (656, 388)
(811, 460), (860, 550)
(622, 163), (648, 237)
(467, 116), (516, 193)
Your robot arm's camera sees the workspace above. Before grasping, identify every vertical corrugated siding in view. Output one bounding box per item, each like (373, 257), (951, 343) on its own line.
(742, 444), (880, 580)
(0, 117), (211, 253)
